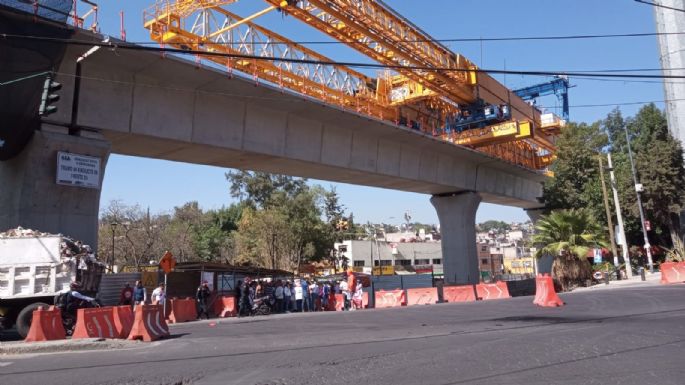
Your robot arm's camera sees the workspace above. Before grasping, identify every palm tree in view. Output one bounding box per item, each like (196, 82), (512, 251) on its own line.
(531, 209), (608, 291)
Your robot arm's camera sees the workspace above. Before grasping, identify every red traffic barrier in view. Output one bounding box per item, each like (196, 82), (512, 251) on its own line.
(72, 307), (119, 339)
(374, 290), (407, 308)
(362, 291), (369, 309)
(660, 262), (685, 284)
(533, 274), (565, 307)
(476, 282), (511, 300)
(442, 285), (477, 303)
(214, 296), (238, 317)
(113, 306), (134, 339)
(128, 304), (169, 342)
(168, 298), (198, 323)
(24, 306), (66, 342)
(406, 287), (438, 306)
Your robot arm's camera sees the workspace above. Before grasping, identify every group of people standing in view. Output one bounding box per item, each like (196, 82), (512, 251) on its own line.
(118, 280), (212, 320)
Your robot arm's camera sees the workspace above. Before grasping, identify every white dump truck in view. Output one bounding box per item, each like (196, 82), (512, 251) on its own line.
(0, 228), (104, 338)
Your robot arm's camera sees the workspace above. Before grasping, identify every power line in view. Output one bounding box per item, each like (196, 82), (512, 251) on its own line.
(121, 31), (685, 45)
(634, 0), (685, 13)
(3, 33), (685, 80)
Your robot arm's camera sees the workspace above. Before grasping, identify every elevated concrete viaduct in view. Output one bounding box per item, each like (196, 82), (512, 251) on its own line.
(0, 22), (545, 284)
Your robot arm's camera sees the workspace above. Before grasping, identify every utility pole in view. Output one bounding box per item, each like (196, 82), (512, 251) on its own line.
(598, 155), (620, 268)
(271, 233), (276, 270)
(607, 153), (634, 278)
(624, 125), (654, 273)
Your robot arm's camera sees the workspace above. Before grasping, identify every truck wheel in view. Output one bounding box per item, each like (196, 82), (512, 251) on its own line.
(16, 302), (49, 339)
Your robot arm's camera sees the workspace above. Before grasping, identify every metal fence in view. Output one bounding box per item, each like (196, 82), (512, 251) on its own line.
(1, 0), (73, 23)
(97, 273), (141, 306)
(371, 274), (433, 290)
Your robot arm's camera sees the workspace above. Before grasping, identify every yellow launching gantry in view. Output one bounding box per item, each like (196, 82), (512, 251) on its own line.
(143, 0), (564, 172)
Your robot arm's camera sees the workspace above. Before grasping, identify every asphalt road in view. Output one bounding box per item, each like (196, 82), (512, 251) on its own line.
(1, 285), (684, 385)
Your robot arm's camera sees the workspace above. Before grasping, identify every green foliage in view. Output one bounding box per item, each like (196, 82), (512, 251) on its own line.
(541, 122), (607, 220)
(541, 105), (685, 258)
(532, 209), (606, 291)
(477, 220), (511, 233)
(532, 209), (607, 260)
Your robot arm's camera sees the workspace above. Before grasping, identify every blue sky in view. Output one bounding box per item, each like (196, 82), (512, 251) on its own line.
(94, 0), (665, 225)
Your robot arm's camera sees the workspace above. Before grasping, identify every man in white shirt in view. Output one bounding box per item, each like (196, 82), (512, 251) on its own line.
(151, 284), (166, 305)
(339, 279), (349, 311)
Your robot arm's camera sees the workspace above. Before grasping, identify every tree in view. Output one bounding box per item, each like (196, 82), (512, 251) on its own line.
(477, 220), (511, 233)
(541, 122), (607, 219)
(531, 209), (607, 291)
(226, 171), (343, 270)
(602, 105), (685, 250)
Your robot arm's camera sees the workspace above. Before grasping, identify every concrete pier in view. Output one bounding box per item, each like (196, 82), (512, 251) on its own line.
(0, 127), (110, 247)
(431, 192), (482, 285)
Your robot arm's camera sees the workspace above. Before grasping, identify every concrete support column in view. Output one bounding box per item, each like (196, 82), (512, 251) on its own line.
(430, 192), (481, 285)
(525, 208), (545, 224)
(0, 127), (110, 248)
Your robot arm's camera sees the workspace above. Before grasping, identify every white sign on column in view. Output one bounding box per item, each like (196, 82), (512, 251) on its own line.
(56, 151), (101, 189)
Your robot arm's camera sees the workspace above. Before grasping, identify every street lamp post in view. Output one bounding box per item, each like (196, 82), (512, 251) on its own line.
(623, 126), (654, 273)
(110, 222), (118, 272)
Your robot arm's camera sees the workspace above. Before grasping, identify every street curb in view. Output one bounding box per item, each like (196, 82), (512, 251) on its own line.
(0, 338), (144, 356)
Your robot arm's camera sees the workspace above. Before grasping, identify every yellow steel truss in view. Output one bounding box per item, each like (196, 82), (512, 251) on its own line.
(143, 0), (562, 172)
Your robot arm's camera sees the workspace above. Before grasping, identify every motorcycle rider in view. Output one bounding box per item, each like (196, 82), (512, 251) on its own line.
(54, 281), (98, 334)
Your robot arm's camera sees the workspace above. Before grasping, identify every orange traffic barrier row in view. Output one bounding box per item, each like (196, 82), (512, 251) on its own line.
(72, 307), (119, 339)
(374, 289), (407, 308)
(406, 287), (438, 306)
(660, 262), (685, 284)
(128, 304), (170, 342)
(442, 285), (477, 303)
(113, 305), (134, 339)
(168, 297), (198, 323)
(214, 295), (238, 317)
(533, 274), (564, 307)
(475, 282), (511, 300)
(25, 306), (66, 342)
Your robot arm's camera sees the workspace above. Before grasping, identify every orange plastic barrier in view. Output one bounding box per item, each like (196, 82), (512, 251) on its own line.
(128, 304), (170, 342)
(374, 290), (407, 308)
(476, 282), (511, 300)
(406, 287), (438, 306)
(72, 307), (119, 339)
(24, 306), (66, 342)
(533, 274), (564, 307)
(113, 306), (134, 339)
(660, 262), (685, 284)
(362, 291), (369, 308)
(442, 285), (477, 303)
(168, 297), (198, 323)
(214, 295), (238, 317)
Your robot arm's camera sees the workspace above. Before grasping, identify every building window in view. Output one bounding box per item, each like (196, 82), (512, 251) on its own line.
(353, 260), (365, 267)
(432, 259), (442, 265)
(338, 245), (347, 252)
(395, 259), (412, 266)
(380, 260), (392, 266)
(481, 258), (489, 265)
(374, 260), (380, 266)
(480, 246), (488, 252)
(414, 259), (430, 265)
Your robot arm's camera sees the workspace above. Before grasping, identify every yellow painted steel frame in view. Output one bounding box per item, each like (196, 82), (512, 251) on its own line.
(143, 0), (561, 172)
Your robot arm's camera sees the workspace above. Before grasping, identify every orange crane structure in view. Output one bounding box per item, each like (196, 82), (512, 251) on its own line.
(143, 0), (565, 172)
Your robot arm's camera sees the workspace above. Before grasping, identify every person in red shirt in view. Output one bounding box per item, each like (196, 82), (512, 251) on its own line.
(119, 282), (134, 307)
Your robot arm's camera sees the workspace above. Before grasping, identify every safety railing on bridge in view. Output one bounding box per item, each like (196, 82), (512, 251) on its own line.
(1, 0), (98, 30)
